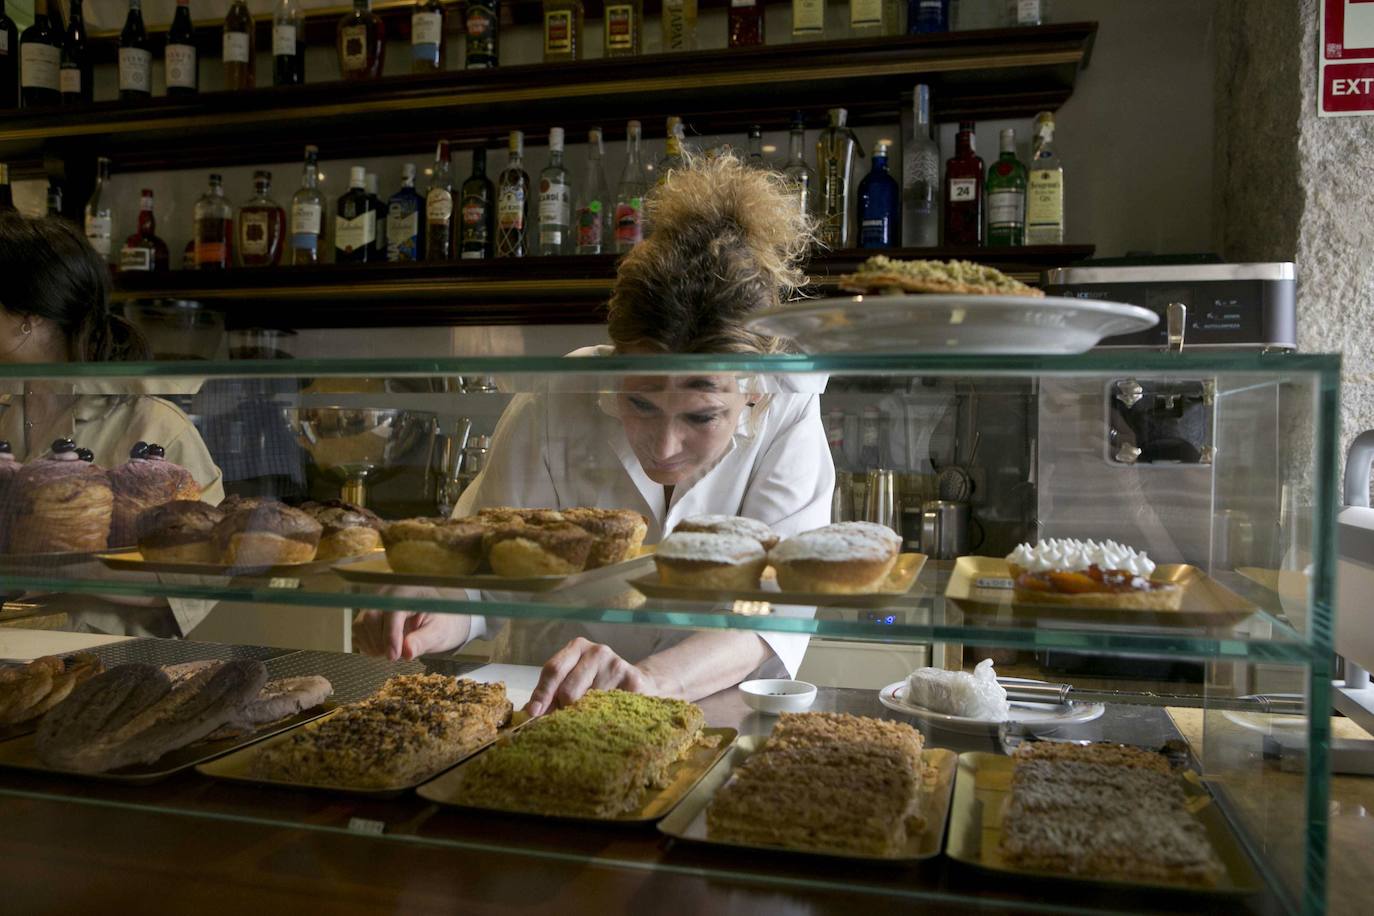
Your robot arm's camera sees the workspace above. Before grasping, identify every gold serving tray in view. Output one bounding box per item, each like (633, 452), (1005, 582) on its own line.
(629, 553), (927, 608)
(0, 546), (137, 570)
(657, 736), (957, 862)
(195, 708), (529, 798)
(944, 557), (1257, 627)
(945, 752), (1262, 895)
(416, 726), (738, 824)
(97, 548), (381, 580)
(0, 707), (329, 786)
(331, 545), (655, 593)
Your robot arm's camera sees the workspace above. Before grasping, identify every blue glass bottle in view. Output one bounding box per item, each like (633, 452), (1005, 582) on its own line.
(859, 141), (900, 249)
(907, 0), (948, 33)
(386, 162), (425, 262)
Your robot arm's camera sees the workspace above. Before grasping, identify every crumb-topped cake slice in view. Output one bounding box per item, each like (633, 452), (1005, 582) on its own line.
(839, 255), (1045, 298)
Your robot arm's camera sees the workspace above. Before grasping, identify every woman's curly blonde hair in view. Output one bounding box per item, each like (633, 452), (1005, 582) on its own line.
(607, 152), (814, 355)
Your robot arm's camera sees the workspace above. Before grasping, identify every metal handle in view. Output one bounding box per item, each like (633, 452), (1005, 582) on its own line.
(1166, 301), (1187, 352)
(1344, 430), (1374, 508)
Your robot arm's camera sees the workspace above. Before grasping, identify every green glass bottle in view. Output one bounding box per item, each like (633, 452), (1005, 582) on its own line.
(985, 127), (1027, 246)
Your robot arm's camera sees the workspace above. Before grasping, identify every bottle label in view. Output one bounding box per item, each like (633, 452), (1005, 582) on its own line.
(575, 202), (603, 250)
(335, 211), (376, 253)
(461, 197), (488, 243)
(497, 185), (525, 229)
(21, 43), (60, 90)
(850, 0), (882, 27)
(427, 189), (453, 223)
(412, 11), (443, 47)
(165, 44), (197, 89)
(466, 4), (497, 64)
(793, 0), (824, 34)
(387, 207), (419, 260)
(291, 201), (322, 236)
(614, 200), (642, 246)
(273, 25), (298, 57)
(948, 177), (977, 202)
(663, 1), (693, 50)
(1017, 0), (1041, 24)
(732, 0), (758, 7)
(85, 215), (112, 257)
(241, 212), (271, 256)
(59, 66), (81, 94)
(118, 48), (152, 93)
(1027, 171), (1064, 227)
(538, 179), (570, 226)
(605, 5), (634, 50)
(119, 246), (152, 272)
(544, 10), (572, 54)
(223, 31), (250, 64)
(341, 26), (369, 69)
(860, 218), (889, 247)
(987, 189), (1024, 227)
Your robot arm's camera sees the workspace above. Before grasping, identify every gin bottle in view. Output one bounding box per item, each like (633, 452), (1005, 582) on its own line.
(387, 163), (424, 262)
(902, 84), (939, 246)
(986, 127), (1026, 246)
(538, 127), (572, 256)
(574, 127), (610, 255)
(943, 120), (983, 246)
(1025, 111), (1064, 244)
(858, 140), (899, 248)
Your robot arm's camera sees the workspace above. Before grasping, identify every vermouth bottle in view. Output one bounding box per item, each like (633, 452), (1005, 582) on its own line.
(59, 0), (91, 104)
(425, 139), (454, 260)
(164, 0), (196, 96)
(495, 130), (530, 257)
(573, 127), (609, 255)
(538, 127), (571, 256)
(273, 0), (305, 85)
(289, 145), (326, 265)
(459, 147), (494, 258)
(335, 166), (378, 263)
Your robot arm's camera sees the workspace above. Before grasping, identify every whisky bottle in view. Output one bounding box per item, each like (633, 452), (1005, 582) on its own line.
(496, 130), (530, 257)
(289, 145), (326, 265)
(901, 84), (939, 246)
(0, 2), (17, 110)
(538, 127), (571, 256)
(781, 113), (817, 218)
(816, 108), (862, 247)
(165, 0), (196, 96)
(238, 170), (286, 267)
(273, 0), (305, 85)
(83, 157), (113, 263)
(411, 0), (445, 72)
(858, 140), (899, 249)
(574, 128), (610, 255)
(20, 0), (62, 107)
(729, 0), (764, 47)
(335, 166), (378, 263)
(985, 127), (1026, 246)
(60, 0), (91, 104)
(425, 139), (454, 260)
(465, 0), (499, 68)
(119, 188), (169, 272)
(387, 163), (424, 262)
(943, 120), (983, 246)
(460, 147), (494, 258)
(339, 0), (386, 80)
(222, 0), (255, 90)
(365, 172), (387, 259)
(1025, 111), (1064, 244)
(604, 0), (641, 57)
(662, 0), (697, 51)
(193, 173), (235, 270)
(542, 0), (583, 62)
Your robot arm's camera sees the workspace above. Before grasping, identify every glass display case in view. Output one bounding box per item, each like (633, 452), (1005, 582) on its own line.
(0, 350), (1338, 915)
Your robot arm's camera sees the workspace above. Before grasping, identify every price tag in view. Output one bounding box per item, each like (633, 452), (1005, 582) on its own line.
(347, 817), (386, 836)
(975, 577), (1014, 589)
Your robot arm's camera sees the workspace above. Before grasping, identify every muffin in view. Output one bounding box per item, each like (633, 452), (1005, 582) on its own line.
(561, 507), (650, 568)
(382, 517), (487, 576)
(214, 500), (322, 566)
(108, 442), (201, 547)
(134, 500), (225, 564)
(485, 521), (595, 577)
(9, 439), (113, 553)
(654, 532), (768, 590)
(673, 514), (779, 551)
(299, 499), (386, 561)
(768, 522), (902, 594)
(476, 507), (566, 528)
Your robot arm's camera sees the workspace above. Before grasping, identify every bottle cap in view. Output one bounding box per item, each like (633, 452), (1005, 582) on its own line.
(349, 165), (366, 186)
(959, 120), (975, 132)
(627, 120), (642, 136)
(828, 108), (848, 126)
(254, 169), (271, 182)
(365, 172), (378, 193)
(402, 163), (416, 181)
(304, 145), (319, 162)
(548, 127), (565, 152)
(209, 173), (222, 183)
(874, 141), (891, 156)
(509, 130), (524, 155)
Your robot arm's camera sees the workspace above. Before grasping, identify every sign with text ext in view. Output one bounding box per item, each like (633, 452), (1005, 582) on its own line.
(1320, 0), (1374, 115)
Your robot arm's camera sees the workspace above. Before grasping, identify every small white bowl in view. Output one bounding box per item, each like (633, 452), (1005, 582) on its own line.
(738, 679), (818, 715)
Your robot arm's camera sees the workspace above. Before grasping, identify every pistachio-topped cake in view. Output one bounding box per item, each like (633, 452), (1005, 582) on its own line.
(839, 255), (1045, 298)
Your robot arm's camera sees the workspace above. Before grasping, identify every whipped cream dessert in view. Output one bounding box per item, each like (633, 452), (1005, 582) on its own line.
(1006, 538), (1156, 577)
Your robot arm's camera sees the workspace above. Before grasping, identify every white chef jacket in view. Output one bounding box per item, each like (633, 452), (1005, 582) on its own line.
(454, 346), (834, 677)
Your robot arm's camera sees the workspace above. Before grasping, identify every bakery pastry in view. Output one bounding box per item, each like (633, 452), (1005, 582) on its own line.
(839, 255), (1045, 298)
(476, 506), (566, 527)
(298, 499), (386, 561)
(1006, 539), (1182, 611)
(0, 441), (22, 553)
(999, 742), (1223, 886)
(673, 514), (779, 551)
(453, 689), (706, 818)
(382, 517), (486, 575)
(654, 531), (767, 589)
(9, 439), (113, 554)
(768, 522), (901, 594)
(107, 442), (201, 547)
(706, 712), (926, 856)
(203, 674), (335, 741)
(485, 520), (595, 577)
(906, 658), (1010, 720)
(214, 500), (322, 566)
(134, 500), (225, 564)
(560, 507), (649, 568)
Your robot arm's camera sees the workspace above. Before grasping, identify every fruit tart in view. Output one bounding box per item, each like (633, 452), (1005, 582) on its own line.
(1005, 539), (1183, 611)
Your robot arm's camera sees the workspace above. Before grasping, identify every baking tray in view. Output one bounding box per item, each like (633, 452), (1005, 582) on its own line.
(0, 707), (329, 786)
(629, 553), (926, 608)
(945, 752), (1262, 894)
(417, 726), (737, 823)
(658, 736), (957, 862)
(95, 549), (380, 580)
(331, 545), (655, 592)
(944, 557), (1257, 627)
(196, 707), (529, 798)
(0, 547), (137, 570)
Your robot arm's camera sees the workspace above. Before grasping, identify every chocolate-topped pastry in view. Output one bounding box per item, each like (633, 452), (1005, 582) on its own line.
(134, 500), (225, 564)
(9, 442), (112, 553)
(485, 521), (594, 577)
(214, 501), (322, 566)
(0, 440), (22, 554)
(382, 517), (486, 575)
(108, 441), (201, 547)
(298, 499), (387, 561)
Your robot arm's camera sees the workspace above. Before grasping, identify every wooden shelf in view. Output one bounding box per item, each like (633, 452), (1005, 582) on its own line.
(0, 24), (1096, 173)
(109, 245), (1096, 329)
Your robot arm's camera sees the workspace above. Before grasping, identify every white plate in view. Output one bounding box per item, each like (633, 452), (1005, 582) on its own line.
(746, 294), (1158, 355)
(878, 678), (1105, 734)
(1221, 693), (1306, 734)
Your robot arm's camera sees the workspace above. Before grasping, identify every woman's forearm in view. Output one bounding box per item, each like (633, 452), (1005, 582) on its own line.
(635, 631), (773, 702)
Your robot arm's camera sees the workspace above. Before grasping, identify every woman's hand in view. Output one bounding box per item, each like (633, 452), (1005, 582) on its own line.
(525, 636), (661, 717)
(352, 589), (472, 660)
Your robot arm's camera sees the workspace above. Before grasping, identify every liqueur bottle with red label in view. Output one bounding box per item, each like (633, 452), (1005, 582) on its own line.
(603, 0), (641, 57)
(542, 0), (583, 62)
(729, 0), (764, 47)
(460, 146), (494, 258)
(943, 120), (984, 246)
(119, 189), (169, 273)
(465, 0), (498, 68)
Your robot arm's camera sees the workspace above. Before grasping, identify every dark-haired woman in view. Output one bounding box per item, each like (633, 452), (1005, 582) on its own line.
(355, 156), (834, 715)
(0, 214), (223, 635)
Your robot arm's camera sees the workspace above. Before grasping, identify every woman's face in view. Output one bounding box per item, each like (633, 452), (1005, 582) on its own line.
(616, 375), (748, 486)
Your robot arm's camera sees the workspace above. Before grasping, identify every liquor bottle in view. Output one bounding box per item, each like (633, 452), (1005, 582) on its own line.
(858, 140), (899, 248)
(274, 0), (305, 86)
(19, 0), (62, 107)
(745, 125), (766, 169)
(781, 113), (816, 219)
(495, 130), (530, 257)
(117, 0), (151, 101)
(902, 83), (939, 246)
(459, 146), (494, 258)
(538, 127), (571, 256)
(0, 164), (15, 211)
(238, 170), (286, 267)
(662, 0), (697, 51)
(84, 157), (112, 263)
(387, 163), (424, 262)
(986, 127), (1026, 246)
(0, 1), (16, 110)
(729, 0), (764, 47)
(908, 0), (948, 33)
(182, 240), (195, 269)
(193, 173), (234, 270)
(119, 189), (170, 272)
(1007, 0), (1045, 26)
(425, 139), (454, 260)
(816, 108), (862, 248)
(365, 172), (386, 258)
(943, 120), (984, 246)
(850, 0), (886, 36)
(792, 0), (824, 39)
(339, 0), (386, 80)
(465, 0), (498, 68)
(411, 0), (445, 72)
(614, 120), (646, 253)
(289, 145), (326, 265)
(657, 116), (684, 187)
(164, 0), (197, 96)
(335, 166), (378, 263)
(45, 177), (62, 216)
(223, 0), (255, 90)
(542, 0), (583, 62)
(574, 127), (609, 255)
(603, 0), (641, 57)
(59, 0), (90, 104)
(1025, 110), (1064, 244)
